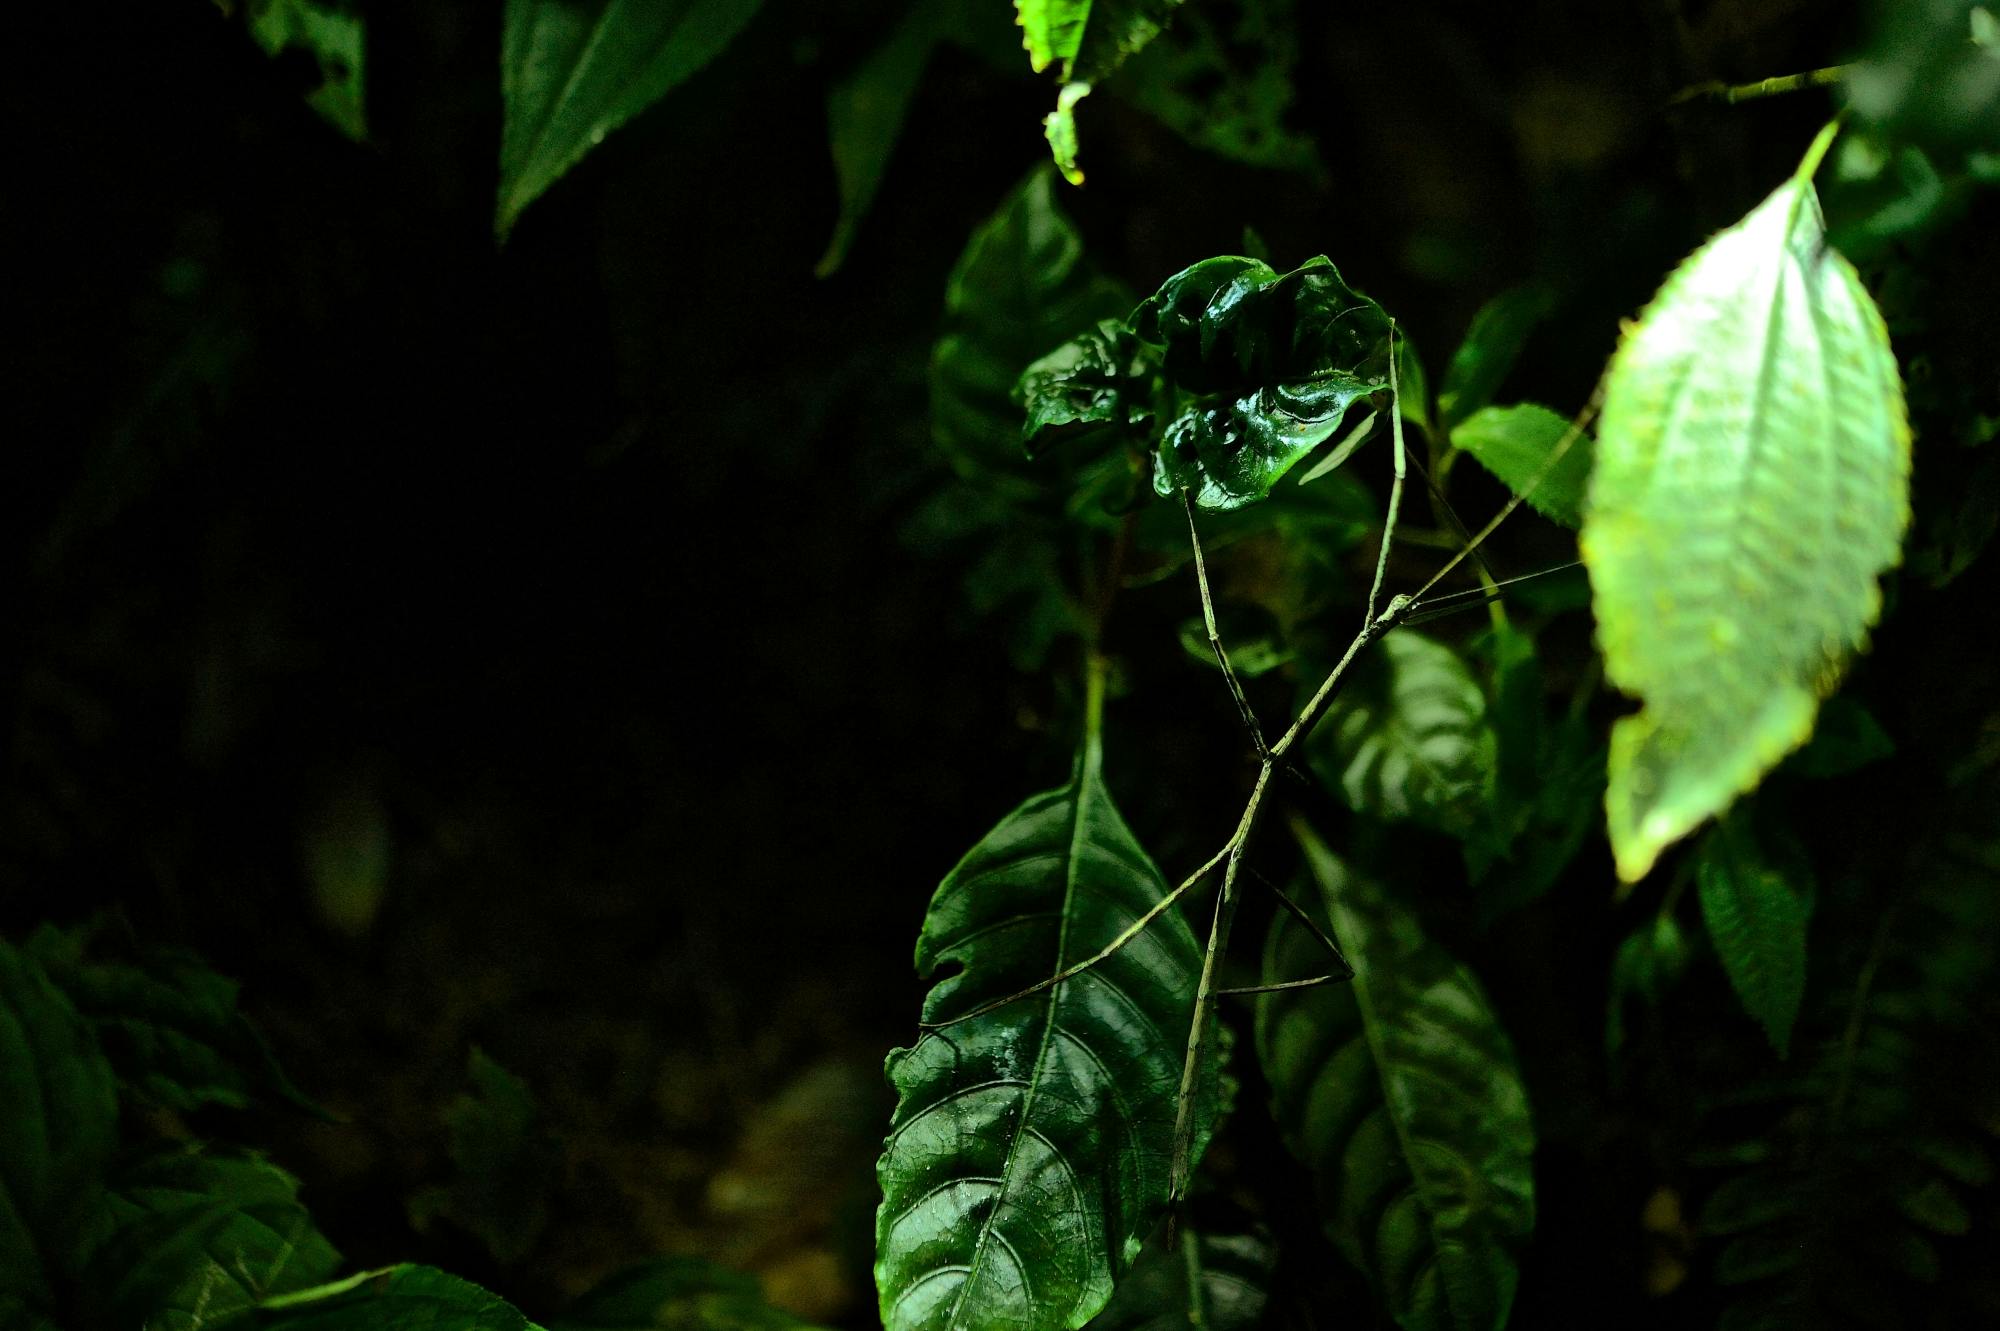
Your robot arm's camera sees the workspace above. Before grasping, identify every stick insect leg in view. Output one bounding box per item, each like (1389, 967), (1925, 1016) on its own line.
(1182, 490), (1269, 758)
(1215, 867), (1354, 996)
(916, 838), (1235, 1031)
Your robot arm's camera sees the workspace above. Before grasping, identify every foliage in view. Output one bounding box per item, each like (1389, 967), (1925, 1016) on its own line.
(1258, 826), (1536, 1331)
(1582, 131), (1911, 882)
(875, 721), (1222, 1331)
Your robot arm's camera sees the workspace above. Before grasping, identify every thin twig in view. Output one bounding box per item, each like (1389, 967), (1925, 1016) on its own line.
(1252, 865), (1354, 979)
(1218, 974), (1348, 996)
(1670, 65), (1848, 107)
(1364, 322), (1408, 625)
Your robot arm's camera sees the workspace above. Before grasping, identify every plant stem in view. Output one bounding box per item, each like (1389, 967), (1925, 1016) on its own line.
(1671, 64), (1849, 106)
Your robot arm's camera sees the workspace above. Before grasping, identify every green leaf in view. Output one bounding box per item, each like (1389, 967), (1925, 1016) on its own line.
(1449, 404), (1593, 530)
(1018, 320), (1162, 459)
(875, 739), (1219, 1331)
(410, 1049), (558, 1266)
(1135, 256), (1393, 510)
(224, 1266), (539, 1330)
(1258, 826), (1535, 1331)
(553, 1258), (827, 1330)
(1308, 631), (1495, 839)
(25, 924), (322, 1117)
(1017, 0), (1184, 84)
(1694, 815), (1810, 1058)
(1084, 1228), (1273, 1331)
(1115, 0), (1321, 177)
(1581, 145), (1912, 881)
(497, 0), (768, 238)
(1437, 286), (1554, 430)
(77, 1151), (339, 1331)
(1783, 695), (1895, 779)
(818, 7), (948, 277)
(933, 169), (1133, 483)
(0, 936), (117, 1306)
(242, 1), (366, 140)
(1016, 0), (1192, 185)
(1606, 908), (1690, 1057)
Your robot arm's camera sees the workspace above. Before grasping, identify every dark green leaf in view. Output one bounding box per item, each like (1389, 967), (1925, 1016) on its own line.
(1605, 909), (1690, 1057)
(1018, 320), (1162, 459)
(1084, 1227), (1274, 1331)
(875, 738), (1219, 1331)
(1694, 815), (1810, 1057)
(932, 169), (1133, 483)
(0, 936), (117, 1306)
(1116, 0), (1321, 176)
(1259, 827), (1535, 1331)
(410, 1049), (558, 1266)
(818, 7), (948, 277)
(1308, 631), (1494, 839)
(1135, 256), (1393, 510)
(1783, 695), (1895, 779)
(1582, 148), (1911, 881)
(242, 1), (366, 140)
(1436, 287), (1554, 429)
(222, 1265), (537, 1331)
(1449, 404), (1592, 530)
(78, 1151), (339, 1331)
(25, 924), (322, 1117)
(497, 0), (768, 238)
(553, 1257), (828, 1330)
(1847, 0), (2000, 157)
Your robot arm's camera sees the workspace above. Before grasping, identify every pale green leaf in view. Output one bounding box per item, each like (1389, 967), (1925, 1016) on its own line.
(1694, 814), (1810, 1057)
(1449, 403), (1592, 529)
(1581, 147), (1911, 881)
(497, 0), (768, 238)
(1308, 631), (1494, 838)
(243, 1), (366, 140)
(875, 739), (1219, 1331)
(1258, 826), (1535, 1331)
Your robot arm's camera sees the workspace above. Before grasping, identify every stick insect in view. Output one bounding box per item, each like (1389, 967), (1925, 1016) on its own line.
(920, 325), (1600, 1203)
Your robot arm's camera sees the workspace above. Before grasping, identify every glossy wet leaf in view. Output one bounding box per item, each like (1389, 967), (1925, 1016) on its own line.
(242, 0), (366, 140)
(1259, 826), (1535, 1331)
(1135, 256), (1393, 510)
(1449, 403), (1592, 530)
(1084, 1228), (1273, 1330)
(1018, 320), (1161, 459)
(553, 1257), (828, 1330)
(1436, 286), (1553, 429)
(224, 1265), (538, 1330)
(875, 739), (1218, 1331)
(1308, 631), (1495, 839)
(1581, 157), (1911, 882)
(497, 0), (768, 238)
(1694, 815), (1810, 1057)
(933, 169), (1132, 484)
(77, 1151), (338, 1331)
(24, 924), (321, 1117)
(0, 937), (117, 1307)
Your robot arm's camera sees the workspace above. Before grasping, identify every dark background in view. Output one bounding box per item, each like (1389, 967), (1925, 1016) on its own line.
(6, 1), (1995, 1326)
